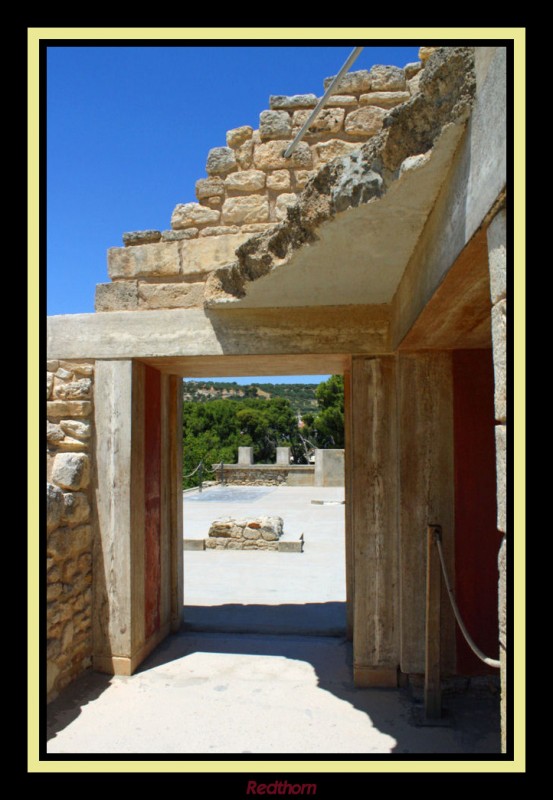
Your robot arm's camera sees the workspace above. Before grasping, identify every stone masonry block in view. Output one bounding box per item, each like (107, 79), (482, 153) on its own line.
(269, 94), (318, 109)
(254, 140), (313, 171)
(314, 140), (360, 166)
(222, 196), (269, 225)
(171, 203), (220, 230)
(491, 300), (507, 423)
(206, 147), (237, 176)
(344, 106), (387, 137)
(95, 281), (138, 312)
(359, 91), (410, 109)
(51, 453), (90, 491)
(259, 110), (292, 140)
(487, 208), (506, 304)
(226, 126), (253, 149)
(495, 425), (507, 534)
(275, 193), (298, 221)
(108, 241), (181, 279)
(224, 170), (266, 193)
(47, 483), (64, 533)
(138, 282), (205, 309)
(291, 108), (345, 135)
(369, 65), (406, 92)
(122, 230), (161, 246)
(323, 70), (371, 94)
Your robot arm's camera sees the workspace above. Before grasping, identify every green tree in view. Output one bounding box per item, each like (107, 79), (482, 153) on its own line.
(302, 375), (345, 449)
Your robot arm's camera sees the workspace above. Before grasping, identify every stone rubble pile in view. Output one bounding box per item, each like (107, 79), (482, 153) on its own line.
(206, 516), (284, 550)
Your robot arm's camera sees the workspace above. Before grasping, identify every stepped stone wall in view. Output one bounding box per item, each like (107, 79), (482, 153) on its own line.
(95, 52), (433, 312)
(46, 360), (94, 702)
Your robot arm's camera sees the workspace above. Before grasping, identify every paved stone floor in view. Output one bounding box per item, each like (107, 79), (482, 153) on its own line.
(46, 485), (500, 755)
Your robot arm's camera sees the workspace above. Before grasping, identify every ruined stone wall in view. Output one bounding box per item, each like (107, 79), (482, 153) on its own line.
(96, 55), (430, 312)
(46, 360), (94, 702)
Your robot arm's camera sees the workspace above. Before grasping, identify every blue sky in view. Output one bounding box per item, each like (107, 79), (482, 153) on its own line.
(47, 42), (420, 384)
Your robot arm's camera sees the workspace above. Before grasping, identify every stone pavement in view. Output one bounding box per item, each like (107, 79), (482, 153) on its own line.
(46, 485), (500, 755)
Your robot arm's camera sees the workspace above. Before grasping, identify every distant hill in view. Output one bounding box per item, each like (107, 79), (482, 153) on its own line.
(182, 380), (319, 416)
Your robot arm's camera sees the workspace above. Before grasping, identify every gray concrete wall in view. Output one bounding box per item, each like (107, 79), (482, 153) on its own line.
(314, 449), (345, 486)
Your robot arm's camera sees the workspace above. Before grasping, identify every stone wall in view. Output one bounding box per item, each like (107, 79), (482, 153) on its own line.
(206, 516), (283, 550)
(95, 54), (431, 312)
(46, 360), (94, 702)
(217, 464), (315, 486)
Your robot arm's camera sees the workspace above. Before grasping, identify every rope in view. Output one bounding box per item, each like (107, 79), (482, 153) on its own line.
(182, 461), (204, 479)
(434, 534), (501, 669)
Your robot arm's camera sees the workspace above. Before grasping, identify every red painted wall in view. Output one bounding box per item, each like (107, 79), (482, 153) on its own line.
(144, 365), (161, 640)
(453, 350), (502, 675)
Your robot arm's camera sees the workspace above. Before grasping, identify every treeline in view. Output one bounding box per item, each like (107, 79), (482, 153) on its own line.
(182, 380), (318, 416)
(182, 375), (344, 488)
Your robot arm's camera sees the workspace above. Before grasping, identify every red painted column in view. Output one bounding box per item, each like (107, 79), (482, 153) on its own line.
(144, 365), (161, 640)
(453, 350), (502, 675)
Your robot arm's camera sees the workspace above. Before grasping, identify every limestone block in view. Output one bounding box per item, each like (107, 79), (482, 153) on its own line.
(270, 94), (318, 109)
(122, 230), (161, 246)
(266, 170), (291, 192)
(195, 176), (225, 200)
(138, 282), (205, 309)
(314, 139), (360, 165)
(419, 46), (439, 63)
(51, 453), (90, 491)
(369, 65), (406, 91)
(204, 196), (222, 208)
(56, 367), (73, 380)
(62, 492), (90, 527)
(47, 483), (64, 533)
(275, 193), (298, 221)
(324, 95), (358, 107)
(359, 91), (410, 108)
(47, 401), (92, 419)
(235, 140), (254, 169)
(222, 195), (270, 225)
(206, 146), (237, 175)
(199, 225), (240, 237)
(241, 223), (274, 233)
(291, 107), (345, 135)
(59, 420), (91, 440)
(254, 140), (313, 171)
(243, 526), (261, 540)
(405, 61), (422, 79)
(47, 373), (53, 399)
(293, 170), (315, 190)
(108, 241), (181, 279)
(399, 152), (431, 177)
(95, 281), (138, 312)
(48, 524), (92, 559)
(226, 125), (253, 148)
(487, 209), (506, 304)
(491, 300), (507, 422)
(408, 72), (422, 95)
(161, 229), (198, 241)
(180, 234), (251, 277)
(495, 426), (507, 534)
(323, 70), (371, 94)
(224, 170), (266, 193)
(57, 437), (89, 452)
(47, 360), (59, 373)
(171, 203), (221, 230)
(47, 421), (64, 444)
(69, 363), (94, 377)
(344, 106), (387, 136)
(54, 378), (92, 401)
(259, 110), (292, 140)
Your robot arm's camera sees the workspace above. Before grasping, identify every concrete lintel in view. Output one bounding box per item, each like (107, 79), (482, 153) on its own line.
(47, 305), (390, 361)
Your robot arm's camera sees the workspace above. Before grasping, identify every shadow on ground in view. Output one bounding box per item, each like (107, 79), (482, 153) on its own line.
(183, 601), (346, 636)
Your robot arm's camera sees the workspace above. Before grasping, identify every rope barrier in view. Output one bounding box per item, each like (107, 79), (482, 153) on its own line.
(182, 461), (204, 479)
(434, 533), (501, 669)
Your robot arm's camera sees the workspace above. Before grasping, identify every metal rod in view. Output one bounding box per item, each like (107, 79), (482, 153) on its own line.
(282, 46), (364, 159)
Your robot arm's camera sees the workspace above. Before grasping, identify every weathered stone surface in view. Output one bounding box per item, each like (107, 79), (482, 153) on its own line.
(241, 223), (275, 233)
(487, 208), (506, 304)
(369, 65), (406, 92)
(292, 107), (345, 135)
(138, 282), (205, 309)
(195, 176), (225, 200)
(408, 72), (423, 95)
(224, 170), (266, 193)
(206, 146), (237, 175)
(243, 527), (260, 540)
(405, 61), (422, 79)
(199, 225), (240, 237)
(399, 152), (431, 177)
(491, 299), (507, 423)
(47, 401), (92, 418)
(48, 525), (92, 558)
(122, 230), (161, 246)
(95, 281), (139, 312)
(324, 69), (371, 94)
(226, 125), (253, 148)
(54, 379), (92, 401)
(324, 94), (359, 107)
(69, 363), (94, 377)
(56, 367), (73, 380)
(360, 91), (410, 109)
(47, 360), (59, 373)
(62, 492), (90, 527)
(161, 228), (198, 241)
(259, 110), (292, 140)
(495, 426), (506, 533)
(222, 196), (270, 225)
(59, 420), (91, 440)
(275, 193), (298, 221)
(47, 483), (64, 533)
(108, 241), (180, 279)
(47, 373), (54, 399)
(344, 106), (387, 136)
(293, 170), (315, 190)
(314, 139), (360, 165)
(204, 196), (222, 208)
(56, 437), (89, 452)
(47, 422), (64, 444)
(206, 515), (284, 549)
(419, 46), (439, 63)
(235, 140), (254, 169)
(266, 170), (291, 192)
(270, 94), (318, 109)
(171, 203), (221, 230)
(254, 140), (313, 171)
(180, 234), (252, 277)
(51, 453), (90, 491)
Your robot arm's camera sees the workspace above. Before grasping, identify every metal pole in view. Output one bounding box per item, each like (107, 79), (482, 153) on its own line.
(282, 46), (364, 159)
(424, 525), (442, 719)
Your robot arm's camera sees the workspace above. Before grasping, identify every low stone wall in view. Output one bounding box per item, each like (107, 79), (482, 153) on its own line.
(206, 516), (283, 550)
(46, 360), (94, 702)
(95, 53), (432, 312)
(217, 464), (315, 486)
